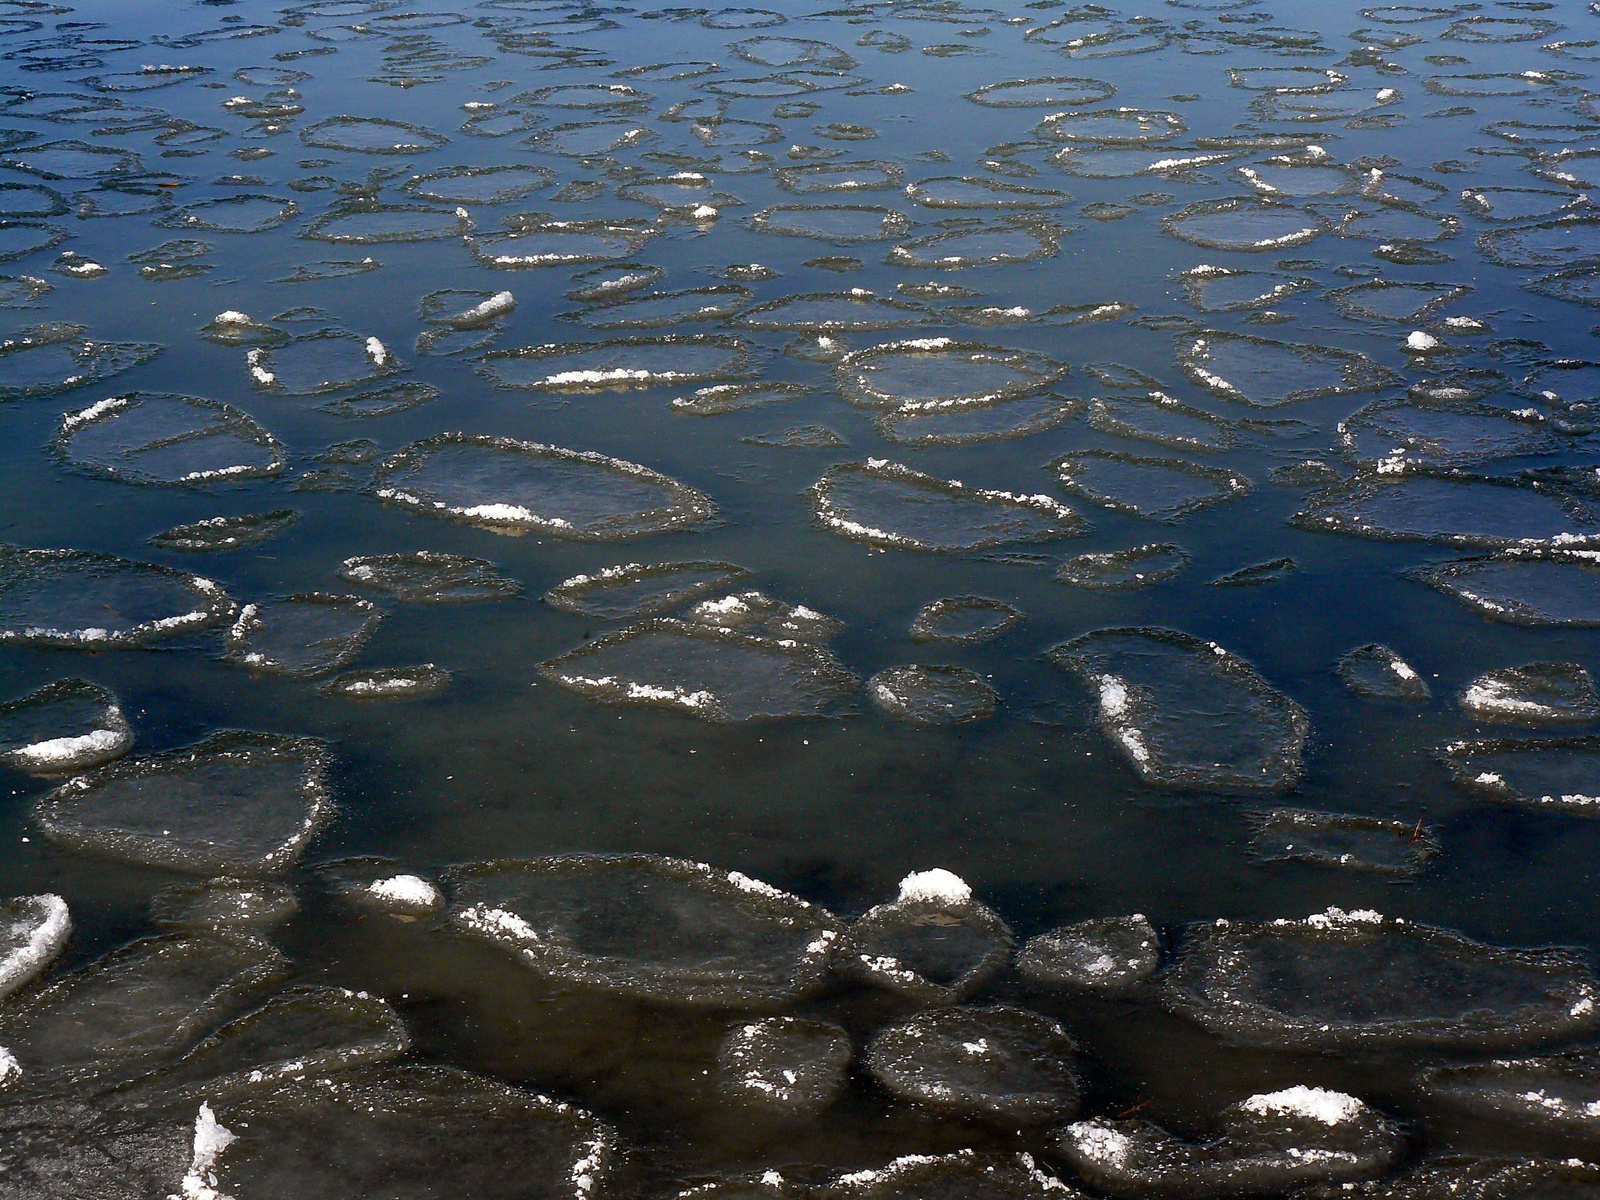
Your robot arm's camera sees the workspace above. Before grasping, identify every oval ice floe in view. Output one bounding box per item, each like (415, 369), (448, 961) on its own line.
(158, 193), (297, 234)
(715, 1015), (850, 1120)
(0, 322), (161, 401)
(339, 551), (520, 603)
(1247, 808), (1439, 878)
(569, 286), (751, 330)
(1048, 627), (1308, 791)
(0, 678), (130, 776)
(59, 392), (284, 487)
(732, 290), (931, 333)
(1018, 914), (1160, 992)
(1409, 548), (1600, 626)
(1053, 451), (1252, 521)
(749, 203), (910, 242)
(300, 114), (448, 153)
(1163, 197), (1329, 251)
(224, 593), (381, 678)
(1181, 331), (1398, 406)
(301, 201), (470, 243)
(868, 664), (998, 725)
(1037, 107), (1186, 144)
(1338, 643), (1431, 700)
(479, 335), (753, 391)
(878, 394), (1082, 446)
(910, 596), (1023, 644)
(837, 338), (1068, 411)
(447, 854), (842, 1008)
(0, 545), (233, 649)
(887, 220), (1062, 269)
(371, 433), (714, 539)
(1441, 735), (1600, 815)
(402, 164), (555, 205)
(246, 332), (398, 395)
(1056, 544), (1191, 589)
(544, 561), (752, 620)
(811, 460), (1086, 552)
(472, 220), (660, 270)
(967, 75), (1117, 108)
(1086, 394), (1241, 453)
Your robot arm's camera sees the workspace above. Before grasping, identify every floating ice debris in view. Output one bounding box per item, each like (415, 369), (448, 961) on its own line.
(149, 877), (299, 934)
(1087, 394), (1240, 454)
(744, 424), (847, 449)
(716, 1015), (851, 1119)
(403, 164), (554, 205)
(301, 114), (448, 154)
(1055, 1087), (1402, 1198)
(0, 322), (161, 401)
(1054, 452), (1252, 522)
(1054, 146), (1240, 178)
(419, 289), (516, 331)
(201, 1066), (617, 1200)
(0, 679), (130, 776)
(750, 204), (910, 243)
(968, 76), (1117, 108)
(1212, 556), (1297, 588)
(449, 855), (842, 1008)
(672, 381), (809, 415)
(1248, 809), (1438, 879)
(1165, 909), (1600, 1050)
(0, 894), (70, 1003)
(1180, 266), (1315, 313)
(835, 339), (1058, 412)
(1291, 472), (1600, 549)
(139, 986), (410, 1105)
(480, 335), (753, 392)
(1336, 396), (1569, 473)
(1163, 198), (1329, 252)
(1338, 644), (1431, 701)
(321, 380), (439, 419)
(150, 511), (300, 553)
(36, 730), (332, 876)
(876, 394), (1081, 446)
(1049, 628), (1308, 791)
(887, 220), (1063, 270)
(339, 551), (520, 604)
(58, 391), (284, 487)
(810, 461), (1084, 552)
(363, 873), (443, 917)
(0, 932), (287, 1097)
(565, 264), (666, 305)
(1459, 662), (1600, 726)
(910, 597), (1023, 645)
(540, 619), (856, 721)
(1480, 217), (1600, 270)
(0, 546), (234, 649)
(302, 201), (471, 244)
(1327, 280), (1472, 323)
(324, 664), (451, 700)
(908, 176), (1069, 210)
(1441, 736), (1600, 816)
(247, 332), (398, 396)
(835, 870), (1013, 1004)
(1419, 1051), (1600, 1142)
(1181, 332), (1397, 407)
(683, 591), (841, 643)
(274, 257), (381, 284)
(470, 218), (659, 269)
(200, 311), (284, 346)
(571, 286), (751, 331)
(831, 1152), (1079, 1200)
(732, 291), (930, 333)
(868, 665), (998, 725)
(161, 193), (297, 234)
(867, 1005), (1080, 1124)
(1410, 549), (1600, 627)
(52, 251), (105, 279)
(1038, 107), (1186, 144)
(1017, 915), (1160, 992)
(776, 160), (901, 194)
(224, 593), (381, 679)
(1056, 544), (1190, 590)
(371, 433), (715, 539)
(545, 562), (752, 621)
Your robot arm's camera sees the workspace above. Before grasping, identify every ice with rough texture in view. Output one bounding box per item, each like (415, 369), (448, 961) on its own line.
(1440, 735), (1600, 815)
(448, 855), (842, 1009)
(224, 593), (381, 678)
(544, 561), (752, 620)
(58, 392), (283, 487)
(1054, 1086), (1403, 1198)
(715, 1015), (851, 1120)
(0, 546), (234, 649)
(1056, 544), (1190, 589)
(1419, 1051), (1600, 1141)
(1459, 662), (1600, 726)
(0, 894), (70, 1004)
(1049, 628), (1308, 791)
(203, 1065), (618, 1200)
(246, 332), (397, 395)
(836, 339), (1068, 411)
(1248, 809), (1438, 879)
(682, 591), (842, 643)
(1411, 550), (1600, 626)
(325, 665), (451, 700)
(1182, 332), (1396, 407)
(149, 510), (300, 553)
(0, 323), (161, 401)
(866, 1005), (1079, 1124)
(835, 871), (1014, 1004)
(830, 1152), (1084, 1200)
(339, 551), (520, 604)
(910, 597), (1023, 644)
(1337, 397), (1570, 473)
(1164, 907), (1600, 1050)
(1292, 473), (1600, 549)
(1338, 644), (1431, 701)
(868, 664), (998, 725)
(539, 619), (856, 721)
(1053, 452), (1252, 521)
(1017, 915), (1160, 992)
(811, 461), (1084, 552)
(372, 433), (715, 539)
(0, 932), (287, 1097)
(148, 877), (299, 934)
(0, 678), (131, 775)
(35, 730), (332, 876)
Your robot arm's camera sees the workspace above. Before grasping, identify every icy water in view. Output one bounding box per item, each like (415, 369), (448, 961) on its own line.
(7, 0), (1600, 1195)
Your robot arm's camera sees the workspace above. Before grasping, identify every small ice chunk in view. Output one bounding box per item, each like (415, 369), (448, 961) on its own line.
(366, 874), (442, 916)
(897, 868), (972, 906)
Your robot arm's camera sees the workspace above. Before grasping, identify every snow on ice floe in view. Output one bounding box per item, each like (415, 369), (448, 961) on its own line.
(868, 664), (998, 725)
(1053, 451), (1251, 522)
(340, 550), (520, 604)
(1180, 330), (1397, 407)
(1017, 915), (1159, 993)
(371, 433), (715, 539)
(831, 1151), (1080, 1200)
(1458, 661), (1600, 726)
(1440, 734), (1600, 815)
(324, 664), (451, 700)
(1419, 1050), (1600, 1142)
(544, 561), (752, 620)
(0, 322), (160, 400)
(1164, 907), (1600, 1050)
(149, 877), (299, 934)
(1338, 643), (1430, 700)
(150, 510), (300, 553)
(715, 1015), (851, 1120)
(224, 593), (381, 678)
(58, 391), (284, 487)
(836, 338), (1068, 411)
(0, 894), (70, 1003)
(478, 334), (753, 391)
(910, 597), (1023, 645)
(1049, 627), (1307, 791)
(0, 678), (130, 776)
(1410, 548), (1600, 626)
(866, 1005), (1080, 1124)
(447, 854), (842, 1008)
(35, 730), (332, 876)
(0, 545), (234, 649)
(1056, 544), (1190, 590)
(810, 460), (1084, 552)
(1247, 808), (1439, 879)
(1054, 1086), (1402, 1198)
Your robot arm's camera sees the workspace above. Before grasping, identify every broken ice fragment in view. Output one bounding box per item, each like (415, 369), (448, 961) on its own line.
(1459, 662), (1600, 726)
(0, 894), (70, 1003)
(1337, 644), (1430, 701)
(1248, 809), (1438, 879)
(150, 511), (300, 553)
(1017, 915), (1159, 992)
(909, 597), (1023, 644)
(544, 561), (752, 620)
(867, 664), (998, 725)
(716, 1015), (850, 1120)
(339, 551), (520, 604)
(0, 678), (130, 776)
(224, 593), (381, 678)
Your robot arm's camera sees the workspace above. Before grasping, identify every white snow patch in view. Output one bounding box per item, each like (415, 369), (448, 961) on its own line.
(897, 868), (972, 907)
